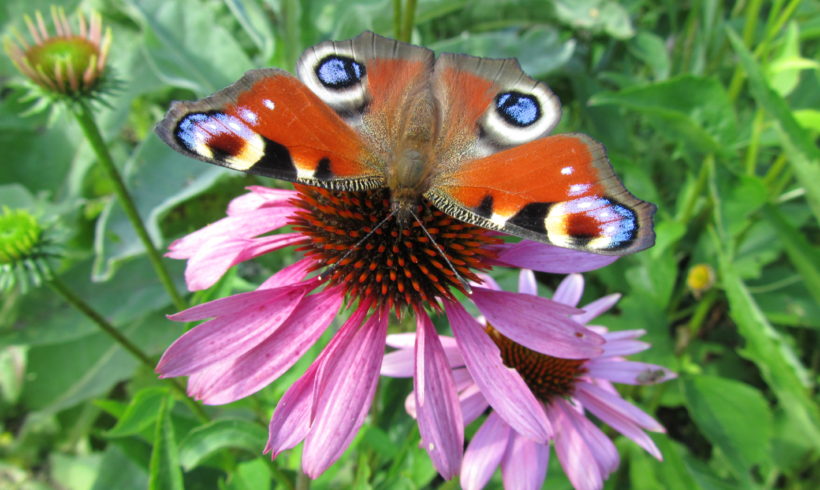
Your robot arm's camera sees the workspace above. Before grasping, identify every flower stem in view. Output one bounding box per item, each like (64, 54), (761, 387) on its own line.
(70, 100), (186, 311)
(49, 276), (208, 422)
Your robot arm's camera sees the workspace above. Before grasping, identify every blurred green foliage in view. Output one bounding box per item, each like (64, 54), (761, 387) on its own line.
(1, 0), (818, 488)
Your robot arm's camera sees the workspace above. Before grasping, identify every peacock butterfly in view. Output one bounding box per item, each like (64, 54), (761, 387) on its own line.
(156, 32), (655, 255)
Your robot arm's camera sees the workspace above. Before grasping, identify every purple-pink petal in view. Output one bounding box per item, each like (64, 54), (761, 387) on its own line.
(460, 383), (489, 426)
(501, 433), (549, 490)
(461, 412), (511, 490)
(574, 293), (621, 324)
(381, 348), (414, 377)
(168, 206), (295, 259)
(302, 307), (388, 477)
(257, 258), (314, 289)
(490, 240), (619, 273)
(191, 287), (346, 404)
(601, 339), (650, 357)
(185, 233), (304, 291)
(414, 312), (464, 479)
(586, 360), (676, 385)
(518, 269), (537, 296)
(266, 364), (318, 457)
(549, 399), (618, 490)
(575, 383), (663, 459)
(445, 300), (552, 443)
(552, 273), (584, 307)
(471, 287), (604, 359)
(227, 187), (296, 215)
(157, 284), (310, 377)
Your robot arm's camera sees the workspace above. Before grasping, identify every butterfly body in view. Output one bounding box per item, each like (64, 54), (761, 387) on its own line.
(157, 32), (655, 255)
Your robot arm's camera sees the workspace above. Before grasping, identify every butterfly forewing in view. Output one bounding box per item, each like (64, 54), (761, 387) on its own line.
(155, 68), (383, 191)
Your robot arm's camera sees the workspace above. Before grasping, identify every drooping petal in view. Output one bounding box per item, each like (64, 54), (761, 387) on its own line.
(490, 240), (618, 273)
(266, 364), (319, 457)
(586, 360), (677, 385)
(445, 300), (552, 443)
(258, 257), (314, 289)
(192, 287), (346, 404)
(157, 284), (310, 377)
(471, 287), (603, 359)
(549, 399), (619, 490)
(186, 233), (304, 290)
(575, 382), (664, 431)
(168, 206), (296, 259)
(414, 312), (464, 479)
(302, 306), (388, 478)
(461, 413), (511, 490)
(168, 282), (308, 322)
(602, 329), (647, 341)
(575, 383), (663, 459)
(552, 273), (584, 307)
(501, 433), (549, 490)
(385, 333), (417, 349)
(574, 293), (621, 324)
(517, 269), (537, 296)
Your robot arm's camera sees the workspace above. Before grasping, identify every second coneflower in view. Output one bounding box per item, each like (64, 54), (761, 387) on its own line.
(382, 270), (676, 489)
(156, 184), (621, 478)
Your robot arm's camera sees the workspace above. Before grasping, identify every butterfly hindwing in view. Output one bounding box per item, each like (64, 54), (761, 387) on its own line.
(427, 134), (655, 254)
(155, 68), (383, 191)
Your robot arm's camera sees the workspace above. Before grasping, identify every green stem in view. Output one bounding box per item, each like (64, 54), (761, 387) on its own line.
(399, 0), (417, 43)
(71, 100), (186, 312)
(744, 109), (765, 176)
(49, 276), (208, 422)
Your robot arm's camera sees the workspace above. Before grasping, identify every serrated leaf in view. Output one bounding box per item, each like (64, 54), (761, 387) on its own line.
(107, 387), (169, 437)
(683, 375), (772, 481)
(179, 419), (267, 470)
(718, 250), (820, 447)
(149, 395), (183, 490)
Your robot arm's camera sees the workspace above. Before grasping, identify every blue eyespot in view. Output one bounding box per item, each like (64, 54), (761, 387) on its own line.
(315, 55), (365, 89)
(495, 91), (541, 127)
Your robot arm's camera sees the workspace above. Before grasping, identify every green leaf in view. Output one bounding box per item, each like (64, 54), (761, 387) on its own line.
(107, 387), (169, 438)
(628, 31), (671, 80)
(124, 0), (254, 94)
(683, 375), (772, 481)
(224, 459), (272, 490)
(552, 0), (635, 39)
(764, 23), (819, 96)
(761, 204), (820, 304)
(149, 394), (183, 490)
(92, 444), (149, 490)
(727, 28), (820, 222)
(178, 419), (267, 470)
(589, 75), (737, 155)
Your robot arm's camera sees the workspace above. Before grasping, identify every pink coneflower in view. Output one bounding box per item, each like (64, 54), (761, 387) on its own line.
(382, 270), (676, 490)
(157, 184), (621, 478)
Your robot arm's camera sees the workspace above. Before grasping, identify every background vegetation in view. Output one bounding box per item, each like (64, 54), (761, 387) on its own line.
(1, 0), (818, 488)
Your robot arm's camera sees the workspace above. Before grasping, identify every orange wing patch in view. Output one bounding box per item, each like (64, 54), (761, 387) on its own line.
(428, 134), (655, 253)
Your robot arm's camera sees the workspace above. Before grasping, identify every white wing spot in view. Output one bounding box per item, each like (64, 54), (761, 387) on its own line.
(561, 166), (573, 175)
(263, 99), (275, 110)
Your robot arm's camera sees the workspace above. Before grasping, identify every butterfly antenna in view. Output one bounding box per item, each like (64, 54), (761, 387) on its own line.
(318, 209), (397, 283)
(407, 208), (472, 295)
